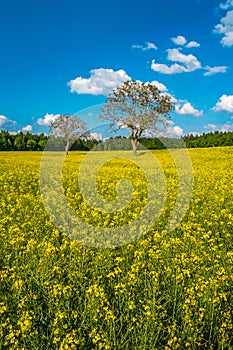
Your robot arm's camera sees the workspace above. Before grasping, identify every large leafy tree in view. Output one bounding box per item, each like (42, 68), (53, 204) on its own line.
(49, 114), (87, 155)
(99, 80), (174, 155)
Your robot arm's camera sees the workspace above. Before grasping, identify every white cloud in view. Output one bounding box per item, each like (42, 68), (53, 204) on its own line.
(115, 120), (129, 129)
(132, 42), (157, 51)
(143, 123), (183, 138)
(175, 102), (203, 117)
(0, 115), (8, 126)
(163, 92), (178, 103)
(166, 125), (184, 137)
(22, 124), (32, 132)
(149, 80), (168, 91)
(220, 122), (233, 131)
(141, 79), (203, 120)
(204, 65), (228, 76)
(220, 0), (233, 10)
(171, 35), (187, 45)
(151, 48), (201, 74)
(214, 8), (233, 47)
(145, 42), (157, 50)
(0, 115), (16, 127)
(171, 35), (200, 48)
(68, 68), (131, 96)
(146, 81), (179, 104)
(146, 80), (203, 118)
(204, 122), (233, 132)
(166, 120), (175, 126)
(90, 132), (103, 141)
(190, 132), (200, 136)
(204, 123), (218, 131)
(37, 113), (60, 126)
(186, 41), (200, 48)
(131, 44), (143, 50)
(167, 48), (201, 71)
(151, 61), (187, 74)
(212, 94), (233, 112)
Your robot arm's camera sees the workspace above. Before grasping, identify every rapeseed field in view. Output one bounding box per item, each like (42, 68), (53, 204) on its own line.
(0, 147), (232, 349)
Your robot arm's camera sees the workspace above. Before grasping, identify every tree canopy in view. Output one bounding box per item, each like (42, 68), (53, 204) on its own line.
(99, 80), (174, 155)
(49, 114), (88, 154)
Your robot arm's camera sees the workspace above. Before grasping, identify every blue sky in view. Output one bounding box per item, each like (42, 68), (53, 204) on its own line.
(0, 0), (233, 137)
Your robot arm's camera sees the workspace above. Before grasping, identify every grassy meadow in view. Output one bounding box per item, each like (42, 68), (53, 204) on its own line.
(0, 147), (233, 349)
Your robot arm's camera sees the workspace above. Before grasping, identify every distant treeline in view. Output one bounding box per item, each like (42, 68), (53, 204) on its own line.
(182, 131), (233, 148)
(0, 131), (98, 151)
(95, 131), (233, 150)
(93, 136), (184, 150)
(0, 130), (233, 151)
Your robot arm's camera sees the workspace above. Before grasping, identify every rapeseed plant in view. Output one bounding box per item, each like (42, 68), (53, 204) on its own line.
(0, 148), (232, 349)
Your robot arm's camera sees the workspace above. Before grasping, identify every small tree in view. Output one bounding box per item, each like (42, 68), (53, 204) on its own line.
(99, 80), (174, 155)
(49, 114), (88, 155)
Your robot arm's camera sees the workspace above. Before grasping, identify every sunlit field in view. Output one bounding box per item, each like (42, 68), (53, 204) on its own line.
(0, 147), (233, 349)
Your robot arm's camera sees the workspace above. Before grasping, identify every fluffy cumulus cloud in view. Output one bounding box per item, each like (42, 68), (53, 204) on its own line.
(37, 113), (60, 126)
(166, 125), (184, 137)
(204, 122), (233, 132)
(151, 48), (201, 74)
(132, 42), (157, 51)
(146, 79), (203, 118)
(22, 124), (32, 132)
(186, 41), (200, 48)
(175, 101), (203, 117)
(167, 48), (201, 70)
(166, 93), (178, 104)
(149, 80), (168, 91)
(151, 61), (186, 74)
(204, 65), (228, 76)
(0, 115), (16, 126)
(214, 0), (233, 47)
(68, 68), (131, 96)
(143, 122), (183, 138)
(146, 80), (203, 118)
(171, 35), (200, 48)
(171, 35), (187, 45)
(212, 94), (233, 112)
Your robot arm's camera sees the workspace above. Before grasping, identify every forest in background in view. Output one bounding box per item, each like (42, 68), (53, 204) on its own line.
(0, 129), (233, 151)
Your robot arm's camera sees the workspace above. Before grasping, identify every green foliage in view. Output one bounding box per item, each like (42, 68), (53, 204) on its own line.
(0, 131), (48, 151)
(183, 131), (233, 148)
(93, 137), (132, 151)
(1, 130), (233, 152)
(0, 130), (98, 151)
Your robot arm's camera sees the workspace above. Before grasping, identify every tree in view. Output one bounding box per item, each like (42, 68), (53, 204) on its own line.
(27, 139), (37, 151)
(14, 132), (26, 151)
(38, 139), (48, 150)
(0, 131), (14, 150)
(49, 114), (88, 155)
(99, 80), (174, 155)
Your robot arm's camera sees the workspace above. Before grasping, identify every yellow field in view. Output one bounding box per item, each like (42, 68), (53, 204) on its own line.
(0, 148), (233, 349)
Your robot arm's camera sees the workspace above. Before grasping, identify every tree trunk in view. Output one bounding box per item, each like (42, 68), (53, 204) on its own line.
(131, 139), (138, 156)
(65, 140), (69, 155)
